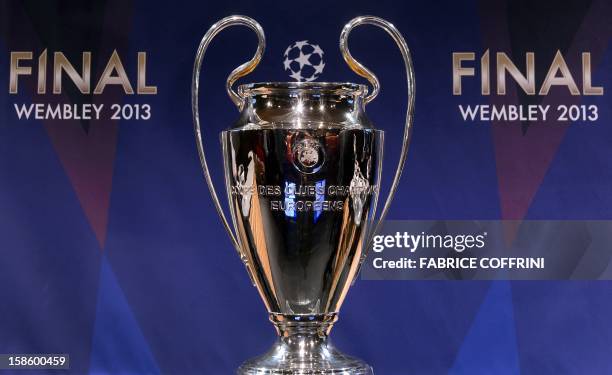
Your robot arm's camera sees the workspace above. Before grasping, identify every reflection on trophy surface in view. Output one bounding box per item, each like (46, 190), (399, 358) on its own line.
(193, 15), (414, 375)
(225, 119), (381, 317)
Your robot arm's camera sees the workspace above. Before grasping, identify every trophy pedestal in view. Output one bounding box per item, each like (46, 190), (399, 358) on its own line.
(237, 313), (373, 375)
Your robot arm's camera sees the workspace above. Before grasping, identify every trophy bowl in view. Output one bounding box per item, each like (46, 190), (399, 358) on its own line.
(192, 15), (415, 375)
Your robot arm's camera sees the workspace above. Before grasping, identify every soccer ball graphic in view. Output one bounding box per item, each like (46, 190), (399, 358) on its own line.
(283, 40), (325, 82)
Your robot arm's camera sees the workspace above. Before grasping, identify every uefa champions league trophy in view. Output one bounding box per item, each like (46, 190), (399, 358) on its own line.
(192, 15), (415, 374)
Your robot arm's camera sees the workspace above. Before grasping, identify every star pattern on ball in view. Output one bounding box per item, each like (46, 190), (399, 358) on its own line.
(283, 40), (325, 82)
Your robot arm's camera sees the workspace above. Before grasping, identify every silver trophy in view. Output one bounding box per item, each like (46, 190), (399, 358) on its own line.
(192, 15), (415, 374)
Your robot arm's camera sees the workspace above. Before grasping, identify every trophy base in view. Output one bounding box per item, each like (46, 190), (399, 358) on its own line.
(237, 338), (373, 375)
(237, 313), (373, 375)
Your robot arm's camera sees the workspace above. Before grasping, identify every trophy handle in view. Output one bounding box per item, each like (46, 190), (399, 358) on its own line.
(339, 16), (416, 265)
(192, 15), (266, 255)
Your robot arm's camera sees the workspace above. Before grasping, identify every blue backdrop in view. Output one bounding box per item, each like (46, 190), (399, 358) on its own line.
(1, 0), (611, 373)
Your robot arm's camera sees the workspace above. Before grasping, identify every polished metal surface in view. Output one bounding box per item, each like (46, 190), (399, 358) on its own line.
(238, 314), (372, 374)
(191, 15), (415, 375)
(236, 82), (372, 129)
(192, 15), (266, 259)
(223, 124), (382, 316)
(340, 16), (416, 265)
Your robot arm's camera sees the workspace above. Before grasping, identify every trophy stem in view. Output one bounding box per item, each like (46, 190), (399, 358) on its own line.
(270, 312), (337, 338)
(237, 313), (373, 375)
